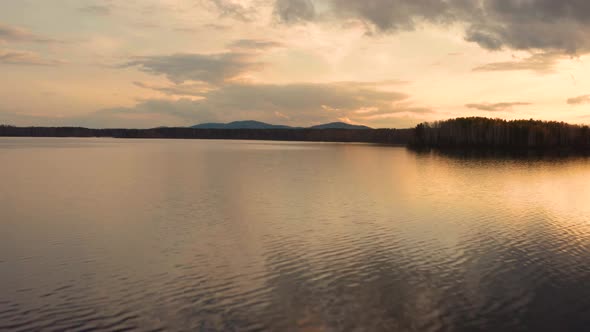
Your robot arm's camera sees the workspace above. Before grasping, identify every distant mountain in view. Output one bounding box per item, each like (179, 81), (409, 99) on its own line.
(191, 121), (294, 129)
(191, 120), (372, 130)
(309, 122), (372, 130)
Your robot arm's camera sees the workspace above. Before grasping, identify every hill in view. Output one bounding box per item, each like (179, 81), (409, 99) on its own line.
(309, 122), (372, 130)
(191, 121), (294, 129)
(191, 121), (371, 130)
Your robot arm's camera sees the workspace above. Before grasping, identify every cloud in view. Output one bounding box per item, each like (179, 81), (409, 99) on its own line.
(133, 81), (213, 97)
(175, 24), (231, 33)
(0, 23), (55, 43)
(0, 107), (189, 129)
(228, 39), (283, 50)
(0, 49), (62, 66)
(124, 52), (265, 84)
(465, 102), (532, 112)
(204, 0), (257, 21)
(1, 80), (429, 128)
(274, 0), (316, 23)
(202, 23), (231, 31)
(78, 5), (112, 16)
(272, 0), (590, 54)
(567, 95), (590, 105)
(472, 52), (565, 73)
(104, 80), (429, 127)
(461, 1), (590, 53)
(93, 99), (220, 126)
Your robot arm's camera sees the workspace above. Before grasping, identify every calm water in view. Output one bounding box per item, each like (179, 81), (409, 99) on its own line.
(2, 138), (590, 331)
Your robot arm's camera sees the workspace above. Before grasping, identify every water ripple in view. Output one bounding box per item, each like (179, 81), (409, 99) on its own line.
(2, 140), (590, 331)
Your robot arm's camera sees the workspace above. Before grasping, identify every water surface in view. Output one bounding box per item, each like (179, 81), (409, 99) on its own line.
(1, 138), (590, 331)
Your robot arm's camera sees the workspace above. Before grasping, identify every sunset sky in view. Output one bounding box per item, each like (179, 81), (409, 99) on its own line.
(2, 0), (590, 128)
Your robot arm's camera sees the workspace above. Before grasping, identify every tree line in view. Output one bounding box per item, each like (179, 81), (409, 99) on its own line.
(412, 117), (590, 151)
(4, 117), (590, 151)
(0, 125), (412, 145)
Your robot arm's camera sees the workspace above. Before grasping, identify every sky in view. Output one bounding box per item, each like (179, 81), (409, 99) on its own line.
(1, 0), (590, 129)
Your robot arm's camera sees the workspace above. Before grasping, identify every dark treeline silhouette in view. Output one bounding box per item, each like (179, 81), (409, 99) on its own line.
(413, 117), (590, 151)
(4, 117), (590, 151)
(0, 125), (412, 144)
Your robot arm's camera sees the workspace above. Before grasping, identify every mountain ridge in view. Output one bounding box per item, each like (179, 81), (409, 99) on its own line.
(308, 122), (372, 130)
(191, 121), (371, 130)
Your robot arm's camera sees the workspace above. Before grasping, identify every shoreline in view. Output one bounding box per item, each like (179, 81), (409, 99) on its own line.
(0, 126), (413, 145)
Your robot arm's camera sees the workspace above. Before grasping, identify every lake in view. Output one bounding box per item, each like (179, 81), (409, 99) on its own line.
(1, 138), (590, 331)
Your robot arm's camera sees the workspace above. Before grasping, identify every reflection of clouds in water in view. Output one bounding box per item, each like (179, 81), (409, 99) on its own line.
(253, 206), (590, 331)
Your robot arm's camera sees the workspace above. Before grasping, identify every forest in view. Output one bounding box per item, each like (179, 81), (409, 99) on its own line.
(412, 117), (590, 151)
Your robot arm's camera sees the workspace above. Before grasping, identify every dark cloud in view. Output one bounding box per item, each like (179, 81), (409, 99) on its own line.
(276, 0), (455, 29)
(472, 53), (564, 73)
(567, 95), (590, 105)
(0, 49), (62, 66)
(78, 5), (112, 16)
(228, 39), (283, 50)
(465, 102), (532, 112)
(274, 0), (316, 23)
(465, 1), (590, 53)
(273, 0), (590, 53)
(124, 52), (264, 84)
(0, 23), (55, 43)
(325, 0), (452, 31)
